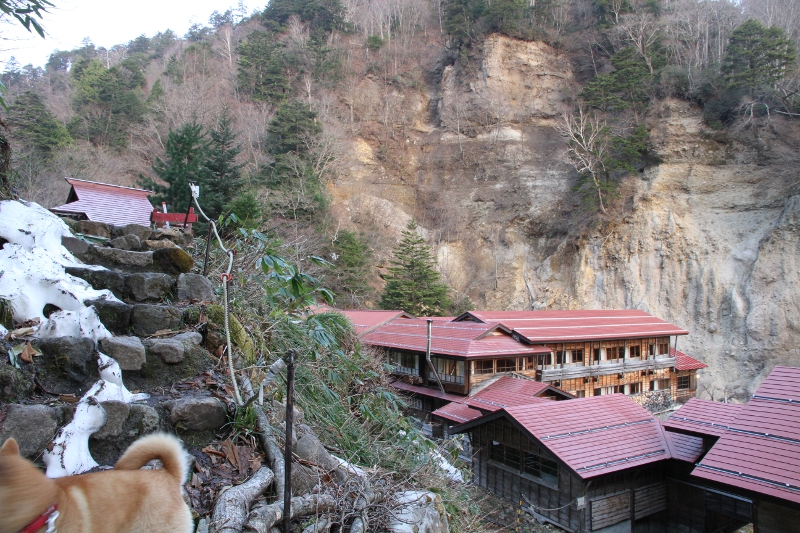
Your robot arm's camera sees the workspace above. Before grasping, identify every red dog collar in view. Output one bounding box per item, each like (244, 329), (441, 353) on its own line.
(19, 504), (58, 533)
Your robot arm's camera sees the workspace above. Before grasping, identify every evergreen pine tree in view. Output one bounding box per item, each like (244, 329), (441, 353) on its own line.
(204, 109), (246, 219)
(140, 121), (210, 212)
(380, 220), (452, 316)
(7, 91), (72, 156)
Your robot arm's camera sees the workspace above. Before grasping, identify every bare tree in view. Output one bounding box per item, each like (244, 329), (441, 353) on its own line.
(613, 12), (661, 73)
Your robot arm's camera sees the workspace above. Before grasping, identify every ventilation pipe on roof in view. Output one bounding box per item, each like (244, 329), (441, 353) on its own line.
(426, 319), (446, 395)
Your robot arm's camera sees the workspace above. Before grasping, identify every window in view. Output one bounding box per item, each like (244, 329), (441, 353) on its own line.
(490, 442), (520, 470)
(571, 350), (584, 364)
(475, 360), (494, 375)
(606, 346), (623, 360)
(628, 345), (641, 358)
(432, 358), (464, 384)
(524, 451), (558, 485)
(555, 351), (565, 365)
(678, 375), (696, 390)
(651, 379), (671, 391)
(520, 356), (536, 371)
(627, 383), (641, 394)
(497, 358), (516, 372)
(573, 390), (586, 398)
(389, 351), (418, 375)
(594, 387), (602, 396)
(410, 397), (423, 410)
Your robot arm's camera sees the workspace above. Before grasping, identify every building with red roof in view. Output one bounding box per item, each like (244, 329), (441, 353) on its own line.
(452, 394), (676, 532)
(50, 178), (154, 227)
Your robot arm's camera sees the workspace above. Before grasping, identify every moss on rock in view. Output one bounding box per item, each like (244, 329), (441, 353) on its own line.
(206, 304), (256, 364)
(153, 247), (194, 274)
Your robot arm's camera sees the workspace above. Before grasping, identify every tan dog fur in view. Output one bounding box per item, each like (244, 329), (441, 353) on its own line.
(0, 433), (193, 533)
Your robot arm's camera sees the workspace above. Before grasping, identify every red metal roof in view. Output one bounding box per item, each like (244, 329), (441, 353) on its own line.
(663, 428), (704, 463)
(50, 178), (154, 227)
(692, 367), (800, 504)
(389, 380), (464, 402)
(663, 398), (743, 438)
(363, 318), (551, 358)
(465, 376), (562, 412)
(456, 310), (688, 343)
(432, 402), (483, 423)
(331, 309), (414, 335)
(672, 348), (707, 371)
(456, 394), (670, 479)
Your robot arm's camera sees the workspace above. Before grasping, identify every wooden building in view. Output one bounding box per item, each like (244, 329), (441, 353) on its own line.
(452, 394), (677, 532)
(50, 178), (155, 227)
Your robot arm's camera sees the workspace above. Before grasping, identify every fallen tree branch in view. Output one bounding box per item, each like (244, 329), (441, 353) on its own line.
(301, 517), (331, 533)
(245, 493), (336, 532)
(212, 467), (275, 533)
(240, 374), (286, 501)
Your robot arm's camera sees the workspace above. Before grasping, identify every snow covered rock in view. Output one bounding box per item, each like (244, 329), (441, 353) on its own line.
(387, 491), (450, 533)
(43, 395), (107, 477)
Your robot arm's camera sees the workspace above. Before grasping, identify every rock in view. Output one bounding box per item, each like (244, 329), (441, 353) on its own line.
(153, 247), (194, 274)
(113, 224), (153, 241)
(33, 336), (97, 383)
(122, 343), (215, 392)
(144, 338), (185, 363)
(91, 247), (154, 271)
(61, 236), (91, 258)
(76, 220), (111, 239)
(387, 491), (450, 533)
(165, 396), (227, 431)
(155, 227), (194, 247)
(88, 404), (160, 466)
(0, 364), (34, 402)
(142, 239), (177, 251)
(85, 298), (132, 335)
(177, 273), (215, 302)
(93, 401), (131, 439)
(131, 304), (183, 336)
(173, 331), (203, 347)
(0, 404), (59, 459)
(272, 400), (304, 425)
(126, 272), (175, 302)
(59, 217), (78, 231)
(66, 266), (126, 298)
(99, 336), (146, 370)
(108, 234), (141, 251)
(294, 424), (338, 472)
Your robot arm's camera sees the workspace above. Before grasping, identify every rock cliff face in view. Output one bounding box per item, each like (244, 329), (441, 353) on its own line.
(330, 35), (800, 399)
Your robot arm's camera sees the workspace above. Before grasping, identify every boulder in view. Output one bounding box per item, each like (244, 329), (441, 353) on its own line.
(131, 304), (183, 336)
(113, 224), (153, 241)
(92, 401), (131, 439)
(0, 364), (34, 402)
(108, 234), (141, 251)
(153, 247), (194, 275)
(126, 272), (174, 302)
(66, 267), (126, 298)
(155, 227), (194, 247)
(164, 396), (226, 431)
(61, 236), (91, 259)
(142, 239), (177, 251)
(0, 404), (60, 459)
(76, 220), (111, 239)
(85, 298), (132, 335)
(173, 331), (203, 348)
(33, 336), (97, 383)
(91, 247), (154, 271)
(89, 404), (160, 466)
(177, 273), (215, 302)
(98, 336), (146, 370)
(144, 338), (185, 363)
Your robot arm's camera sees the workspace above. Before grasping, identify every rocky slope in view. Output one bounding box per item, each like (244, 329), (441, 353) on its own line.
(330, 35), (800, 400)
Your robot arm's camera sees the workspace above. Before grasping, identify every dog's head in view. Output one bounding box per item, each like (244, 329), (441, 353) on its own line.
(0, 438), (59, 533)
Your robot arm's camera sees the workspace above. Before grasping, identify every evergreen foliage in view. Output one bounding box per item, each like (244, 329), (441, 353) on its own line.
(722, 19), (797, 92)
(237, 31), (290, 105)
(380, 220), (452, 316)
(6, 91), (71, 156)
(267, 99), (322, 155)
(581, 48), (652, 115)
(204, 109), (246, 219)
(262, 0), (344, 33)
(325, 230), (374, 308)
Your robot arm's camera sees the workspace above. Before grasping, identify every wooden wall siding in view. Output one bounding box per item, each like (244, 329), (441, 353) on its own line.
(560, 367), (675, 397)
(634, 484), (668, 519)
(756, 499), (800, 533)
(471, 419), (582, 532)
(591, 491), (631, 530)
(666, 479), (751, 533)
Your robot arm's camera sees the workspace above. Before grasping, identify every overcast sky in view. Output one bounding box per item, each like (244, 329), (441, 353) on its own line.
(1, 0), (255, 70)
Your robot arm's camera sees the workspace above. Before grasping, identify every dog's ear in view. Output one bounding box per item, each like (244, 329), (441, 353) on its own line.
(0, 438), (20, 456)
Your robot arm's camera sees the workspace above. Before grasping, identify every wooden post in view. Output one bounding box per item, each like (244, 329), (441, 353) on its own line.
(283, 350), (296, 533)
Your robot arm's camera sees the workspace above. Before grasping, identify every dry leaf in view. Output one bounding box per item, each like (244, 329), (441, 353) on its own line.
(249, 456), (262, 472)
(198, 310), (207, 325)
(19, 342), (39, 363)
(59, 394), (79, 403)
(215, 345), (224, 357)
(10, 327), (35, 337)
(192, 473), (203, 488)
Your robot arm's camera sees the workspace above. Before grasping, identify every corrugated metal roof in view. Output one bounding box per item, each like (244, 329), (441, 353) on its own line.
(331, 309), (414, 335)
(432, 402), (483, 423)
(663, 398), (743, 438)
(457, 310), (688, 343)
(389, 380), (464, 402)
(465, 376), (558, 412)
(692, 366), (800, 504)
(673, 348), (707, 371)
(663, 427), (704, 463)
(363, 318), (551, 358)
(50, 178), (154, 227)
(456, 395), (670, 479)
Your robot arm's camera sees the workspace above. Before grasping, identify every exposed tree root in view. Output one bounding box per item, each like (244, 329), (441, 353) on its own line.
(245, 493), (337, 532)
(212, 467), (275, 533)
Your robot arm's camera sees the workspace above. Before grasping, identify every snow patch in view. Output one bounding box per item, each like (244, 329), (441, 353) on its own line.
(43, 393), (107, 477)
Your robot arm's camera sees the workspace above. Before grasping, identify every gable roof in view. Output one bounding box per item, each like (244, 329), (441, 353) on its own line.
(455, 310), (688, 343)
(464, 375), (570, 412)
(663, 398), (743, 438)
(663, 428), (705, 463)
(389, 380), (464, 402)
(50, 178), (154, 227)
(330, 309), (415, 335)
(692, 366), (800, 504)
(363, 318), (551, 358)
(432, 402), (483, 423)
(673, 348), (708, 371)
(454, 394), (671, 479)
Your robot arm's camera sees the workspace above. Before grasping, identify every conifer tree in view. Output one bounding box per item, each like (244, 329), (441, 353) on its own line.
(204, 109), (246, 218)
(7, 91), (72, 156)
(380, 220), (452, 316)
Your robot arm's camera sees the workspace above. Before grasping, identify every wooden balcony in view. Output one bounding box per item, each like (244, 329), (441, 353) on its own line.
(537, 356), (676, 381)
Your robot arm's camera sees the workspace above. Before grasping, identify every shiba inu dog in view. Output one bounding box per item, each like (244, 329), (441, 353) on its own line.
(0, 433), (193, 533)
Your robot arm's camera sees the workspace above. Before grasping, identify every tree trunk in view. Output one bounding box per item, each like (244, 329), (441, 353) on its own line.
(212, 467), (275, 533)
(245, 494), (336, 532)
